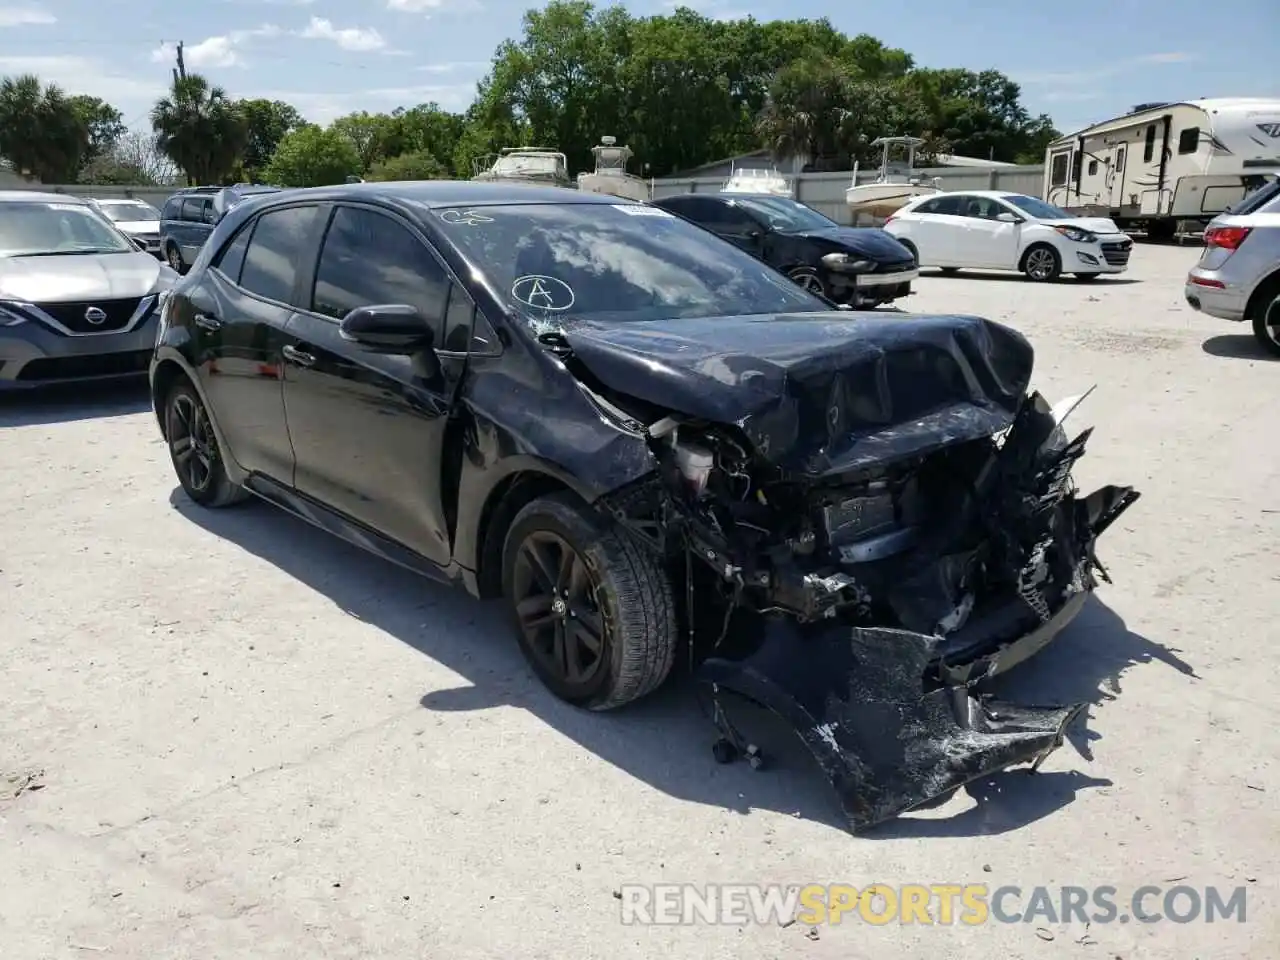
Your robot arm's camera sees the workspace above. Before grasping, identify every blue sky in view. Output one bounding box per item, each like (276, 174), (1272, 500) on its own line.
(0, 0), (1276, 136)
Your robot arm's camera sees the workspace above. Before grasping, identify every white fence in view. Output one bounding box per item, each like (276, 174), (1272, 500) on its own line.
(652, 165), (1046, 224)
(2, 182), (176, 208)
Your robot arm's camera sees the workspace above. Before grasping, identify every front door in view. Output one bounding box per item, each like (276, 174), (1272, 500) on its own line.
(281, 203), (459, 567)
(910, 194), (966, 265)
(187, 204), (321, 481)
(954, 195), (1021, 268)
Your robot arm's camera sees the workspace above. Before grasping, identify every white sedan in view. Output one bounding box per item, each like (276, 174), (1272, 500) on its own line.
(884, 190), (1133, 282)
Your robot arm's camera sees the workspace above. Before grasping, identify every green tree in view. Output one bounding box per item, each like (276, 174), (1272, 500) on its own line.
(239, 98), (305, 180)
(69, 95), (125, 175)
(382, 104), (467, 175)
(263, 124), (361, 187)
(330, 111), (394, 173)
(151, 74), (248, 185)
(367, 149), (447, 181)
(0, 74), (89, 182)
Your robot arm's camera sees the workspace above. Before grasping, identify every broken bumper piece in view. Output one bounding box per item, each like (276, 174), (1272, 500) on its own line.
(698, 604), (1089, 834)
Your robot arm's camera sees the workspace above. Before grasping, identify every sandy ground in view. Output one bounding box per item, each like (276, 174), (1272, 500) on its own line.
(2, 245), (1277, 959)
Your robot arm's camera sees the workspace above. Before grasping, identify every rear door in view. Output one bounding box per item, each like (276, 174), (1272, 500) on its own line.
(907, 194), (965, 265)
(280, 202), (462, 566)
(187, 203), (321, 482)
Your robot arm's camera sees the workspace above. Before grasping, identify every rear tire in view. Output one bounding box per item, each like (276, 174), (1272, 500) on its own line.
(164, 380), (248, 508)
(1021, 244), (1061, 282)
(1252, 290), (1280, 358)
(501, 494), (677, 710)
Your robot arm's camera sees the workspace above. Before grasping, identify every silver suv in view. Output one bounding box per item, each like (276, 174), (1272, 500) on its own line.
(1185, 177), (1280, 356)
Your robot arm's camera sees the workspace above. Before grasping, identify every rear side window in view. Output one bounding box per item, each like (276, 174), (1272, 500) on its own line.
(311, 205), (450, 338)
(162, 197), (181, 220)
(180, 197), (203, 221)
(239, 205), (318, 303)
(212, 222), (255, 283)
(916, 195), (962, 215)
(1178, 128), (1200, 154)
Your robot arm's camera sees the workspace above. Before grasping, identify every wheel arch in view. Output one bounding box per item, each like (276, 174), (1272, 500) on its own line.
(1019, 239), (1061, 272)
(468, 462), (596, 599)
(1244, 267), (1280, 321)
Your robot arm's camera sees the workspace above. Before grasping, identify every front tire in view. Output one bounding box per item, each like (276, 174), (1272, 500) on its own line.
(787, 266), (826, 296)
(164, 380), (247, 507)
(1073, 273), (1100, 282)
(1252, 291), (1280, 358)
(501, 494), (677, 711)
(1022, 244), (1061, 282)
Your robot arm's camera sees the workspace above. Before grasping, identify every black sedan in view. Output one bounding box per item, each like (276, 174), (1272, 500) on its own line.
(151, 181), (1138, 832)
(651, 192), (918, 307)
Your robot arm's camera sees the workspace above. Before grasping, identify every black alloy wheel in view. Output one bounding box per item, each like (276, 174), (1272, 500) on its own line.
(511, 530), (606, 689)
(165, 381), (247, 507)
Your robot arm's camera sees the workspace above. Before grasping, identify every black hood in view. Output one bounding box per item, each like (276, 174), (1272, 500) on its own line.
(788, 226), (914, 262)
(560, 313), (1034, 478)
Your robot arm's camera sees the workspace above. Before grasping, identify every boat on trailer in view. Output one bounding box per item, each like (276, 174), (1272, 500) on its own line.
(845, 136), (942, 218)
(472, 147), (574, 188)
(576, 135), (650, 202)
(721, 163), (794, 197)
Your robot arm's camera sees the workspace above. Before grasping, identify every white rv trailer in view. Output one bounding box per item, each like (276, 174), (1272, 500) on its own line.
(1042, 97), (1280, 240)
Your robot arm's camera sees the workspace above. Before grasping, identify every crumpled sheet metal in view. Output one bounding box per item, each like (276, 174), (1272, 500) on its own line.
(699, 620), (1085, 834)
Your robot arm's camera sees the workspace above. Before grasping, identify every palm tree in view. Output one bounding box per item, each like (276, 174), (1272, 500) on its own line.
(151, 74), (248, 186)
(0, 74), (88, 182)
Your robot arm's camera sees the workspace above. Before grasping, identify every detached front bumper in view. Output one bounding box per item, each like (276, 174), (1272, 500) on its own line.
(693, 393), (1140, 833)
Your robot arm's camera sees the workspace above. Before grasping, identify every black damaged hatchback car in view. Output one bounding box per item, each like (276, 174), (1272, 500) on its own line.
(151, 181), (1139, 832)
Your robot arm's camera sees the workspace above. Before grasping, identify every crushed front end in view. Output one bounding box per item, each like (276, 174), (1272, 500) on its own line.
(605, 389), (1139, 833)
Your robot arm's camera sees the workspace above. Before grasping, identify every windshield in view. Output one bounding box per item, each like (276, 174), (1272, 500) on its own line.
(1006, 195), (1074, 220)
(731, 196), (837, 232)
(99, 202), (160, 223)
(0, 201), (137, 257)
(430, 201), (831, 324)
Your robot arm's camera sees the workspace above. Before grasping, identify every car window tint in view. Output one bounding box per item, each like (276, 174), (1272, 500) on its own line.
(212, 222), (255, 283)
(925, 195), (963, 216)
(162, 197), (181, 219)
(312, 206), (449, 336)
(239, 206), (316, 303)
(180, 197), (201, 221)
(442, 284), (474, 352)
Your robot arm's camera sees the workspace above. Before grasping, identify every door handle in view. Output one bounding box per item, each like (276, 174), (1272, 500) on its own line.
(194, 312), (221, 331)
(282, 344), (316, 367)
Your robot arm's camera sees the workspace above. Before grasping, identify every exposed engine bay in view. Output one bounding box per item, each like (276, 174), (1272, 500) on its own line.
(595, 388), (1137, 832)
(546, 312), (1140, 832)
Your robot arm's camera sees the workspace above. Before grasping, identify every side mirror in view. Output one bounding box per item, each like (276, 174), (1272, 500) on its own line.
(339, 304), (436, 354)
(996, 211), (1021, 223)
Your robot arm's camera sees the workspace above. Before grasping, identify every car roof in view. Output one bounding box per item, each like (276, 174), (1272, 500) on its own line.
(914, 189), (1023, 201)
(247, 180), (629, 209)
(94, 197), (150, 204)
(0, 190), (89, 204)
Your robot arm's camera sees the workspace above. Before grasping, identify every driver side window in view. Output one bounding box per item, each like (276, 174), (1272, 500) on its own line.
(311, 205), (450, 340)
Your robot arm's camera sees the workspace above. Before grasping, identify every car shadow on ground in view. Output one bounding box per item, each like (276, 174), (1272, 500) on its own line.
(173, 490), (1196, 839)
(920, 270), (1143, 286)
(1201, 334), (1280, 361)
(0, 380), (151, 427)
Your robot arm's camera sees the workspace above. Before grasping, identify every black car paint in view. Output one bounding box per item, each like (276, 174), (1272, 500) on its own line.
(651, 194), (917, 306)
(151, 182), (1139, 834)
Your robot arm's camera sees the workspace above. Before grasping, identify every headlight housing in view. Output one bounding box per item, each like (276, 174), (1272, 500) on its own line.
(821, 252), (874, 271)
(1053, 225), (1097, 243)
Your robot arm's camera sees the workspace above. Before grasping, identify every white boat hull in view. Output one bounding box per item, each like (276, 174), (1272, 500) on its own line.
(577, 172), (650, 202)
(845, 182), (940, 217)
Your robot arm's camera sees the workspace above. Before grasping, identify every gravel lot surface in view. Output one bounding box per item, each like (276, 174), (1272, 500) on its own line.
(2, 244), (1276, 959)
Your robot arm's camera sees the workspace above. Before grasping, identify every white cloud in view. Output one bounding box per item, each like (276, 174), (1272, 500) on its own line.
(387, 0), (446, 11)
(414, 60), (486, 73)
(149, 26), (280, 70)
(299, 17), (386, 52)
(0, 6), (55, 25)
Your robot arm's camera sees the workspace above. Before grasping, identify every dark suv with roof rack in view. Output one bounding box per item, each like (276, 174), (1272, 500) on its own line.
(159, 184), (281, 274)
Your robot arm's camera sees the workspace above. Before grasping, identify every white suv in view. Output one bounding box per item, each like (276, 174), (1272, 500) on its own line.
(1184, 178), (1280, 357)
(884, 190), (1133, 282)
